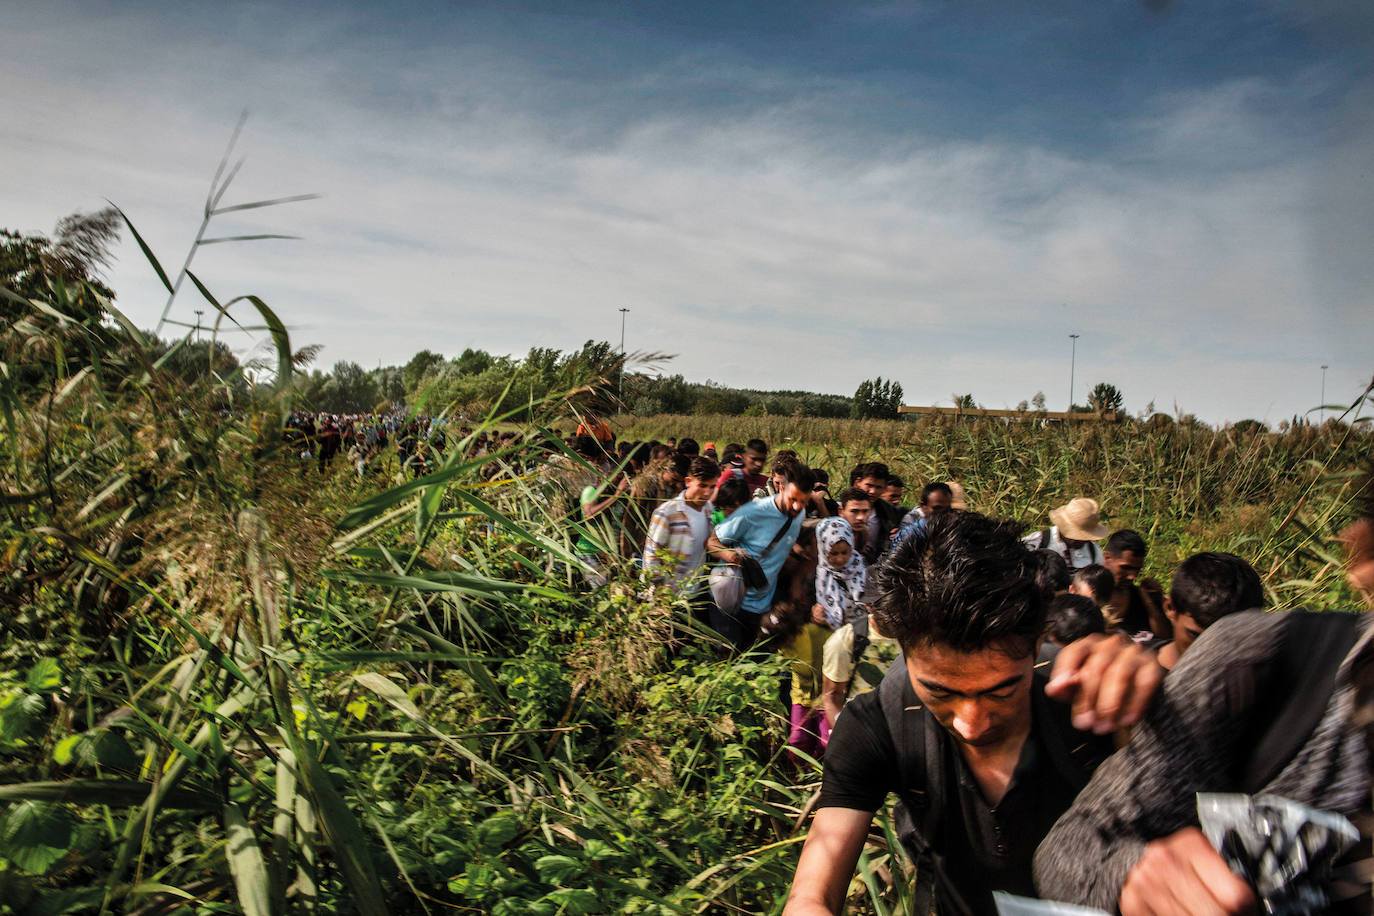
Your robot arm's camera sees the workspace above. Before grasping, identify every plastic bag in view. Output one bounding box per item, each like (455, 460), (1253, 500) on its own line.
(1197, 793), (1359, 915)
(708, 565), (745, 612)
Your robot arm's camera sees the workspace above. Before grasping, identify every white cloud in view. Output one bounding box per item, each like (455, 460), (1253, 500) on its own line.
(1, 2), (1370, 424)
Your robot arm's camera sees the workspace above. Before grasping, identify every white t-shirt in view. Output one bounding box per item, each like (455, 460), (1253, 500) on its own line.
(643, 495), (714, 593)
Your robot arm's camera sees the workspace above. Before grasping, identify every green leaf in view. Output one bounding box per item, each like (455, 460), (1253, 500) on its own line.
(26, 658), (62, 693)
(0, 779), (216, 810)
(322, 567), (568, 601)
(224, 803), (272, 916)
(294, 744), (388, 916)
(535, 854), (584, 884)
(89, 729), (140, 774)
(855, 661), (885, 688)
(0, 801), (76, 874)
(351, 673), (423, 723)
(0, 692), (47, 742)
(543, 888), (600, 915)
(476, 812), (520, 852)
(53, 734), (84, 767)
(115, 208), (175, 295)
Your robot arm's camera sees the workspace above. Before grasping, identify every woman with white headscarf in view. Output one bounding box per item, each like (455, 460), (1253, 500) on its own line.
(814, 517), (867, 629)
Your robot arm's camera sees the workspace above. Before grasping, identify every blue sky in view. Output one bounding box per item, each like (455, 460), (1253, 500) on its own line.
(3, 0), (1371, 423)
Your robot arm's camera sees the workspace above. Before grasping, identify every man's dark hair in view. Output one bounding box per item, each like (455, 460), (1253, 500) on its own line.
(813, 467), (831, 487)
(1169, 552), (1265, 627)
(650, 443), (675, 461)
(1072, 564), (1115, 603)
(774, 460), (817, 493)
(771, 453), (799, 474)
(1045, 594), (1106, 645)
(713, 476), (752, 512)
(1034, 548), (1070, 598)
(775, 448), (798, 463)
(856, 461), (890, 482)
(745, 438), (769, 456)
(631, 441), (653, 468)
(888, 474), (904, 488)
(687, 456), (719, 481)
(921, 481), (953, 505)
(872, 511), (1043, 656)
(677, 437), (700, 457)
(722, 443), (744, 466)
(837, 486), (872, 507)
(1105, 529), (1147, 558)
(667, 454), (691, 477)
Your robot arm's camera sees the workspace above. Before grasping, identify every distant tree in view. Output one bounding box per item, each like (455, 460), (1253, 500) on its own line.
(1087, 382), (1124, 417)
(455, 347), (494, 376)
(852, 377), (903, 419)
(403, 350), (446, 393)
(523, 346), (563, 390)
(374, 365), (406, 408)
(317, 360), (380, 414)
(952, 393), (976, 410)
(632, 373), (692, 415)
(2, 208), (120, 326)
(1231, 419), (1268, 435)
(1015, 400), (1030, 412)
(1144, 413), (1175, 433)
(1031, 391), (1047, 411)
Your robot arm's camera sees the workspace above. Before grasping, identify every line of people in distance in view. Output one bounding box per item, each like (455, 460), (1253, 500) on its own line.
(550, 432), (1374, 916)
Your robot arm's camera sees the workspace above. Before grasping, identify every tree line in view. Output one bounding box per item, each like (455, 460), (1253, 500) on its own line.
(4, 212), (1300, 432)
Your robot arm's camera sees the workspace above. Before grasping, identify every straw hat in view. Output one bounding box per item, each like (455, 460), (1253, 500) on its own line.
(1049, 497), (1109, 541)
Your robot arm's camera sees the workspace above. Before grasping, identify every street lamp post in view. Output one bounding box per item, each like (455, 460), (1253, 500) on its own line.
(1068, 333), (1080, 413)
(1321, 364), (1329, 424)
(194, 309), (204, 343)
(618, 308), (630, 413)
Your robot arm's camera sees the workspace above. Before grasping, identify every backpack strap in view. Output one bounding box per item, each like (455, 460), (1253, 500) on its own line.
(1239, 610), (1361, 792)
(878, 658), (976, 916)
(1038, 527), (1051, 550)
(758, 513), (796, 558)
(850, 615), (871, 666)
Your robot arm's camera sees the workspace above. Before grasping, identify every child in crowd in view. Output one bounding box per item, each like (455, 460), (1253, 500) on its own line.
(760, 528), (829, 762)
(1155, 551), (1264, 669)
(710, 476), (751, 527)
(814, 517), (867, 629)
(1070, 563), (1115, 607)
(1034, 548), (1071, 597)
(1037, 593), (1106, 668)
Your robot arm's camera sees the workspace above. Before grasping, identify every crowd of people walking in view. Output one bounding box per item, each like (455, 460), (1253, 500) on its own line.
(285, 411), (1374, 916)
(541, 427), (1374, 916)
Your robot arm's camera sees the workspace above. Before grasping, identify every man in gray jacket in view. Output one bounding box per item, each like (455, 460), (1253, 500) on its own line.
(1034, 462), (1374, 915)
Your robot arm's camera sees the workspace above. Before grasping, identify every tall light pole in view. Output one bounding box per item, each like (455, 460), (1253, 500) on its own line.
(194, 309), (204, 343)
(1068, 333), (1080, 413)
(618, 308), (630, 413)
(1321, 364), (1329, 424)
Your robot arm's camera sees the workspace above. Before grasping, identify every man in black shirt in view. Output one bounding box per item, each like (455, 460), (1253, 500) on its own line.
(784, 512), (1158, 916)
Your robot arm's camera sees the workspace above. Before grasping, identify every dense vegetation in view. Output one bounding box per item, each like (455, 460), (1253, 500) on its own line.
(1, 215), (1371, 914)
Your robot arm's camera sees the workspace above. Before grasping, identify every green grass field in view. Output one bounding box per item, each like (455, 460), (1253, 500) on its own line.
(1, 269), (1370, 914)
